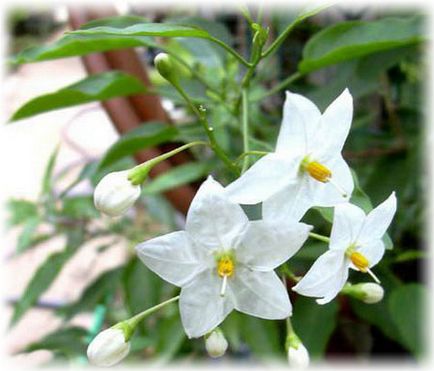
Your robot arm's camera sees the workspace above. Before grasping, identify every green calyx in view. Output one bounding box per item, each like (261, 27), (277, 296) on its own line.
(113, 321), (135, 342)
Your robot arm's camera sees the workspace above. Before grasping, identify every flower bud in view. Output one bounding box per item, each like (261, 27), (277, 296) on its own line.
(94, 170), (141, 217)
(287, 342), (310, 368)
(360, 282), (384, 304)
(87, 328), (130, 367)
(154, 53), (177, 84)
(205, 328), (228, 358)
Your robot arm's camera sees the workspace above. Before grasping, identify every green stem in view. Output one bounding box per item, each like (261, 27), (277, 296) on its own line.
(241, 89), (250, 173)
(235, 150), (268, 164)
(309, 232), (330, 243)
(129, 141), (208, 184)
(254, 72), (303, 101)
(207, 35), (252, 68)
(127, 295), (180, 329)
(172, 83), (240, 175)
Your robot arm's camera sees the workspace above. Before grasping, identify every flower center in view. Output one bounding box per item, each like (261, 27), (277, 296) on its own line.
(216, 255), (235, 297)
(217, 256), (235, 278)
(345, 245), (380, 283)
(306, 161), (332, 183)
(300, 156), (348, 197)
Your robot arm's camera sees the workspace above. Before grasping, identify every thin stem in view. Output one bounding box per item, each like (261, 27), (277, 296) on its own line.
(309, 232), (330, 243)
(241, 89), (250, 173)
(128, 295), (180, 329)
(253, 72), (303, 101)
(207, 35), (252, 68)
(235, 150), (268, 164)
(129, 141), (208, 184)
(173, 83), (240, 175)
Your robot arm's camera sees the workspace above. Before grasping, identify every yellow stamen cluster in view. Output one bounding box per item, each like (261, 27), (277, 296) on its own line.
(350, 251), (369, 272)
(217, 256), (235, 278)
(306, 161), (332, 183)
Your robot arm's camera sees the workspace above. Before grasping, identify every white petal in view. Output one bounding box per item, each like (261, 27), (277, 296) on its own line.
(308, 154), (354, 207)
(135, 231), (209, 287)
(359, 192), (397, 244)
(275, 91), (321, 154)
(179, 269), (234, 338)
(314, 88), (353, 160)
(293, 250), (349, 304)
(186, 176), (248, 250)
(224, 153), (299, 205)
(237, 220), (311, 270)
(329, 202), (366, 251)
(230, 268), (291, 319)
(357, 239), (385, 268)
(262, 176), (312, 222)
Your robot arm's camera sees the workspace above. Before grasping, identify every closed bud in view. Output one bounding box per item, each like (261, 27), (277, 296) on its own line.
(287, 342), (310, 368)
(154, 53), (177, 84)
(94, 170), (141, 217)
(87, 328), (130, 367)
(205, 328), (228, 358)
(360, 282), (384, 304)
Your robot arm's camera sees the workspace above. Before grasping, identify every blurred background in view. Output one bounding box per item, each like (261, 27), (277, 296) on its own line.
(1, 1), (426, 367)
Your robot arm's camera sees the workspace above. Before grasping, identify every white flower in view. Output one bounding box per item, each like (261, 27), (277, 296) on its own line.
(225, 89), (354, 222)
(87, 328), (130, 367)
(94, 170), (141, 217)
(136, 176), (311, 338)
(293, 192), (397, 304)
(205, 328), (228, 358)
(287, 342), (310, 368)
(360, 282), (384, 304)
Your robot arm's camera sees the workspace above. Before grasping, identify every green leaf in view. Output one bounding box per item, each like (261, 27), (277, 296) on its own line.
(70, 22), (210, 39)
(10, 231), (83, 327)
(292, 296), (338, 358)
(9, 16), (155, 65)
(6, 199), (38, 227)
(98, 123), (178, 170)
(16, 217), (40, 253)
(10, 72), (146, 121)
(154, 314), (186, 362)
(41, 145), (59, 196)
(142, 161), (214, 195)
(21, 326), (88, 356)
(57, 267), (123, 320)
(299, 16), (424, 73)
(239, 314), (282, 358)
(389, 283), (425, 356)
(61, 196), (99, 219)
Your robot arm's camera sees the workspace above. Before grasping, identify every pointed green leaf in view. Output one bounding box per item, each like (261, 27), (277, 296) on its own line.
(299, 16), (425, 73)
(10, 72), (146, 121)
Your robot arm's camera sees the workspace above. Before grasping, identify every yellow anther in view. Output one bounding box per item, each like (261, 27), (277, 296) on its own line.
(350, 252), (369, 272)
(306, 161), (332, 183)
(217, 257), (234, 278)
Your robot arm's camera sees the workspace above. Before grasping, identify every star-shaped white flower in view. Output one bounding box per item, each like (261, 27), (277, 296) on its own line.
(136, 176), (311, 338)
(225, 89), (354, 222)
(293, 192), (397, 304)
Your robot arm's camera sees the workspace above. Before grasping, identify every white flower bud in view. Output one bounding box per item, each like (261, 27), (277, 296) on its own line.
(94, 170), (141, 217)
(360, 282), (384, 304)
(87, 328), (130, 367)
(287, 342), (310, 368)
(205, 329), (228, 358)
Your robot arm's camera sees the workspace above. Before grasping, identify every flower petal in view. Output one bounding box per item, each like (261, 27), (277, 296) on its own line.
(292, 249), (349, 304)
(359, 192), (397, 244)
(135, 231), (209, 287)
(329, 202), (366, 250)
(262, 176), (312, 222)
(314, 88), (353, 161)
(179, 269), (234, 338)
(356, 239), (385, 268)
(230, 268), (292, 319)
(237, 220), (311, 271)
(186, 176), (248, 250)
(224, 153), (299, 205)
(308, 154), (354, 207)
(275, 91), (321, 154)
